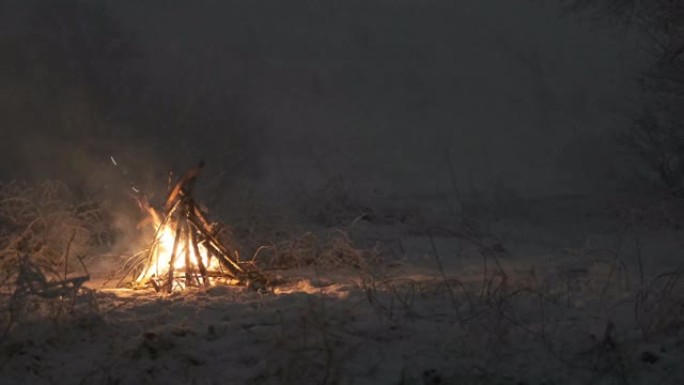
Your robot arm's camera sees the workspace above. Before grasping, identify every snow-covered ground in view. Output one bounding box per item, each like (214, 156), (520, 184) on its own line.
(1, 194), (683, 385)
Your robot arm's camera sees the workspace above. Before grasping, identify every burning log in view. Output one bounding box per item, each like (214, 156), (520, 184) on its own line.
(134, 162), (265, 293)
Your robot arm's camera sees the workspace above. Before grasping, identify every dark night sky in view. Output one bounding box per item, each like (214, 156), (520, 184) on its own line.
(1, 0), (643, 205)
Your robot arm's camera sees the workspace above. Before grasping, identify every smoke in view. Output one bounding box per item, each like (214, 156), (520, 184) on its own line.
(0, 0), (268, 261)
(0, 0), (262, 197)
(0, 0), (643, 218)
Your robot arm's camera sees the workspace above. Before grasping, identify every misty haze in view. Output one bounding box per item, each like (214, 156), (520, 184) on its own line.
(1, 1), (682, 384)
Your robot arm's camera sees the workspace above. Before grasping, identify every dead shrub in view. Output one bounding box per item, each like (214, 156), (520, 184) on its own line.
(261, 230), (384, 270)
(635, 267), (684, 339)
(0, 181), (107, 335)
(0, 181), (110, 275)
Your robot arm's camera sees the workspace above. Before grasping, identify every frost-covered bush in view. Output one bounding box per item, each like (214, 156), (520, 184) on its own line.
(0, 181), (110, 278)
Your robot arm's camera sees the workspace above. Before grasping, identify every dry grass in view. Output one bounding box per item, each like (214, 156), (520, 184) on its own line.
(635, 267), (684, 340)
(0, 181), (110, 276)
(351, 232), (684, 383)
(258, 229), (384, 270)
(0, 256), (98, 337)
(0, 181), (107, 337)
(0, 177), (682, 383)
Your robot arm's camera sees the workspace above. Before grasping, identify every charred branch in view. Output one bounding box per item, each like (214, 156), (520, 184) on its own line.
(135, 162), (264, 293)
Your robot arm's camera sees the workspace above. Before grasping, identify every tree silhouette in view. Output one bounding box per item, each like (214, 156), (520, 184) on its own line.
(563, 0), (684, 195)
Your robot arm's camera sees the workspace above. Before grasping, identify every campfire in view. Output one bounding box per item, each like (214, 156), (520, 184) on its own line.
(132, 161), (265, 292)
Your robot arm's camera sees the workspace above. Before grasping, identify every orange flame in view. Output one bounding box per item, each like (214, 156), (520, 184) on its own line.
(135, 207), (219, 285)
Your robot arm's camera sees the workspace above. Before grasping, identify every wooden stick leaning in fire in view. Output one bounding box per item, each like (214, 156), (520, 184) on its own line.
(134, 161), (266, 292)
